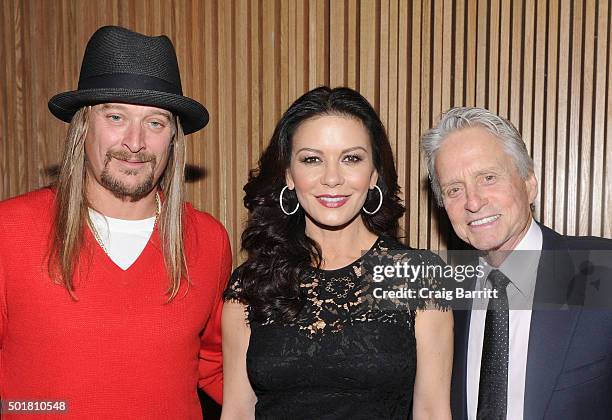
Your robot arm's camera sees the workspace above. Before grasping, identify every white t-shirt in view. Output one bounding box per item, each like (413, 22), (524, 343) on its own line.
(88, 209), (156, 270)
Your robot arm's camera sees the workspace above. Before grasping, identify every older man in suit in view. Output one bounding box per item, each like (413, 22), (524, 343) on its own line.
(421, 107), (612, 420)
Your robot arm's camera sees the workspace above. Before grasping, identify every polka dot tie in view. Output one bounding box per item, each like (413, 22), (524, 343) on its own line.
(477, 269), (511, 420)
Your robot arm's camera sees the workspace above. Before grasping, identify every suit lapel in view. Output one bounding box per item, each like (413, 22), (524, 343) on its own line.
(524, 225), (581, 419)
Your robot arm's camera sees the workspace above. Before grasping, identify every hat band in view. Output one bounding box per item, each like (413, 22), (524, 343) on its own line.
(78, 73), (182, 95)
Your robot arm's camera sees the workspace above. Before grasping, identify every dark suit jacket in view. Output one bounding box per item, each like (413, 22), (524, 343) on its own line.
(451, 224), (612, 420)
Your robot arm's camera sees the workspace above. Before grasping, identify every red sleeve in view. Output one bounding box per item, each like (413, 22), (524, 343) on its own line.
(0, 222), (7, 395)
(197, 225), (231, 404)
(0, 248), (5, 346)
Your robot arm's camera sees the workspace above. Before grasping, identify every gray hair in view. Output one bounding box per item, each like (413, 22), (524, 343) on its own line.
(420, 106), (534, 206)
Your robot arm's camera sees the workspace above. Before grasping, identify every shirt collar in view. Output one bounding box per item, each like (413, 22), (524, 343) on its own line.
(478, 219), (543, 297)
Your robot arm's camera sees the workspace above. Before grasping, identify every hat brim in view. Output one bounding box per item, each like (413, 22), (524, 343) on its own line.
(48, 88), (209, 135)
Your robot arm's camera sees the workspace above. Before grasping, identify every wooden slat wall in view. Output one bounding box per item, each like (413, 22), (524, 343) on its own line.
(1, 0), (610, 262)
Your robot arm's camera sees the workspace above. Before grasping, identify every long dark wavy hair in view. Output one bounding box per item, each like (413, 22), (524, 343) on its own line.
(228, 86), (405, 323)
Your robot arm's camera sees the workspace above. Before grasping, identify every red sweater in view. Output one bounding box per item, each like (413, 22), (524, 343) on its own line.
(0, 188), (230, 419)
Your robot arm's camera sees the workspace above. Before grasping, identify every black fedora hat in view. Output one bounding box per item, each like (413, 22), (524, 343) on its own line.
(48, 25), (208, 134)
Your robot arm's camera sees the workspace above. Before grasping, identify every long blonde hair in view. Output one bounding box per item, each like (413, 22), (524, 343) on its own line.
(50, 106), (188, 301)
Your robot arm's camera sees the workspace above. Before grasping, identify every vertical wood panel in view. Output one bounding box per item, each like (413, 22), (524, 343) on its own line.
(379, 0), (390, 134)
(605, 0), (612, 239)
(249, 0), (262, 170)
(1, 0), (610, 265)
(418, 0), (432, 249)
(4, 0), (17, 197)
(233, 0), (250, 256)
(543, 0), (559, 227)
(359, 0), (378, 106)
(521, 0), (535, 154)
(203, 0), (219, 217)
(531, 0), (546, 219)
(487, 0), (499, 113)
(292, 0), (308, 101)
(279, 0), (290, 111)
(218, 0), (233, 229)
(497, 0), (510, 116)
(475, 0), (487, 107)
(396, 0), (409, 238)
(465, 0), (477, 105)
(509, 0), (523, 125)
(429, 0), (443, 250)
(555, 0), (570, 234)
(409, 0), (422, 246)
(0, 1), (6, 200)
(453, 0), (465, 106)
(591, 0), (608, 237)
(329, 0), (346, 86)
(567, 0), (583, 235)
(441, 0), (452, 113)
(580, 0), (595, 235)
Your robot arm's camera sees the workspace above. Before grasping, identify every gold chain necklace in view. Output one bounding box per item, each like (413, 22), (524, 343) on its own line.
(89, 192), (161, 255)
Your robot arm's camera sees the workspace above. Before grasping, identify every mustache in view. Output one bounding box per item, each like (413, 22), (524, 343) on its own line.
(104, 150), (156, 165)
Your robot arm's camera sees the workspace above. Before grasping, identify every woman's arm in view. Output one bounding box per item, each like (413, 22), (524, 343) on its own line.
(412, 308), (453, 420)
(220, 301), (257, 420)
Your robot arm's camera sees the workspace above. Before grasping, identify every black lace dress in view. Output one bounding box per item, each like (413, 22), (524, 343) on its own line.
(226, 236), (449, 419)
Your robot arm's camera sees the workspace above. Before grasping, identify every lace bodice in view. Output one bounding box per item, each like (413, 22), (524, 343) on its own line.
(225, 236), (449, 419)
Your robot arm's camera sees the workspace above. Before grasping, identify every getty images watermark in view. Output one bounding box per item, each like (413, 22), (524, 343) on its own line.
(370, 259), (498, 302)
(364, 249), (612, 311)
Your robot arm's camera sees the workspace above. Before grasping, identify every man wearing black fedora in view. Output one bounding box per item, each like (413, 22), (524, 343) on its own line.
(0, 26), (230, 419)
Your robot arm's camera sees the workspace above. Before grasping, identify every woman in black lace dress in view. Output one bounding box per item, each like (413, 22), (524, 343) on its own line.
(221, 87), (452, 419)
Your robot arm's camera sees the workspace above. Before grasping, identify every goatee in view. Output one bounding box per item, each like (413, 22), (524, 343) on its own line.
(99, 150), (157, 202)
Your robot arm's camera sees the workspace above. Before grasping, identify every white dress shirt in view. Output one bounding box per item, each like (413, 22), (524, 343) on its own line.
(89, 209), (156, 270)
(467, 219), (543, 420)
